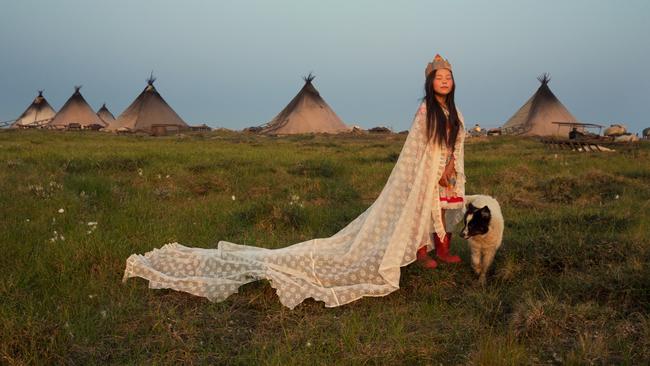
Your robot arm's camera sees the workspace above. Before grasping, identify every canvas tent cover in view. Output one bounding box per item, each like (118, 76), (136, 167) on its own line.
(107, 77), (188, 133)
(11, 91), (56, 128)
(48, 87), (106, 129)
(502, 74), (578, 137)
(260, 74), (349, 134)
(97, 103), (116, 125)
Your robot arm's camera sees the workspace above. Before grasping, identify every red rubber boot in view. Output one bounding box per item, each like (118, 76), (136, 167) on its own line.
(417, 246), (438, 269)
(435, 233), (461, 263)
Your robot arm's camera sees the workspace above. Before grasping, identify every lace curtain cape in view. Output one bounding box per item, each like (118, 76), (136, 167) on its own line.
(123, 103), (465, 309)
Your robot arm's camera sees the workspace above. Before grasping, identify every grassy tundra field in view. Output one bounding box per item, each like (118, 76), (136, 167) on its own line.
(1, 129), (649, 365)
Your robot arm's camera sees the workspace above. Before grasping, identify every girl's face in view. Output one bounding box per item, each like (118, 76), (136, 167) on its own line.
(432, 69), (453, 96)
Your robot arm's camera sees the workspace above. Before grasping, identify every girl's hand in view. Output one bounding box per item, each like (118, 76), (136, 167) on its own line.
(439, 175), (449, 187)
(439, 156), (456, 187)
(439, 168), (454, 186)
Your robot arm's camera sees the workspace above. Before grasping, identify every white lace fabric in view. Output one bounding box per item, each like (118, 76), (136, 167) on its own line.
(123, 103), (466, 309)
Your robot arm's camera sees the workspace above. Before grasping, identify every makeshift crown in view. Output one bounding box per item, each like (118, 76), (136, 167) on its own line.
(425, 54), (452, 77)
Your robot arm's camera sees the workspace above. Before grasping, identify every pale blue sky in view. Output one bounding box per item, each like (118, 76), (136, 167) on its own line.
(1, 0), (649, 132)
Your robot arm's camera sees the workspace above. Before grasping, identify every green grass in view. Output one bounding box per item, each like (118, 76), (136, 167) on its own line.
(1, 129), (649, 364)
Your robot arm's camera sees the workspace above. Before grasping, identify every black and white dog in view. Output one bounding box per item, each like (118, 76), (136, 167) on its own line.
(460, 195), (504, 285)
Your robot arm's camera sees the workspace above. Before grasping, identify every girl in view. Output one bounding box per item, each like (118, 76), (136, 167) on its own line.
(416, 54), (466, 269)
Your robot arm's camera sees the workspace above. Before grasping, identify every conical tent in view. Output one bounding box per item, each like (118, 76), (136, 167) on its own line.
(48, 86), (106, 129)
(108, 76), (188, 133)
(260, 74), (349, 135)
(97, 103), (116, 126)
(11, 91), (57, 128)
(502, 74), (578, 136)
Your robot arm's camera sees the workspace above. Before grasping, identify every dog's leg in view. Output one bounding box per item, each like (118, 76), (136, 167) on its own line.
(470, 244), (482, 276)
(479, 247), (498, 285)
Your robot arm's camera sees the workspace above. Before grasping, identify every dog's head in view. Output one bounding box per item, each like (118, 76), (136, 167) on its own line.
(460, 203), (491, 239)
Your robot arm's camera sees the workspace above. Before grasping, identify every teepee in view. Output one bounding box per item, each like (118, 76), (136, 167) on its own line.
(260, 73), (349, 135)
(97, 103), (116, 126)
(502, 74), (578, 136)
(108, 75), (188, 134)
(11, 91), (57, 128)
(48, 86), (106, 129)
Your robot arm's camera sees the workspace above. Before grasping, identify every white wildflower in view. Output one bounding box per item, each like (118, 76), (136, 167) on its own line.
(50, 230), (61, 242)
(137, 168), (143, 176)
(166, 175), (170, 179)
(306, 341), (312, 347)
(231, 195), (236, 201)
(615, 194), (620, 200)
(58, 208), (65, 213)
(26, 218), (30, 222)
(88, 294), (96, 299)
(86, 222), (98, 233)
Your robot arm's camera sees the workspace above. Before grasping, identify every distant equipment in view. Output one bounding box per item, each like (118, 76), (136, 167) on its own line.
(368, 126), (392, 134)
(487, 128), (501, 136)
(189, 124), (211, 132)
(468, 123), (487, 137)
(603, 124), (627, 137)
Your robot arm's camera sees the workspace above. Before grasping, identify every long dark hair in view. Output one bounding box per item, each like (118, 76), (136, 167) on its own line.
(423, 69), (461, 147)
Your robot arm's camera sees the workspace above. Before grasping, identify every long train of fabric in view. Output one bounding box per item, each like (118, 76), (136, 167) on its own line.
(123, 104), (465, 308)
